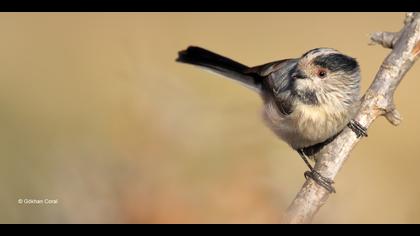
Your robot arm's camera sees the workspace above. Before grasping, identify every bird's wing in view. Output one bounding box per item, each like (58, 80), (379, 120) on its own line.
(244, 59), (294, 77)
(246, 59), (299, 116)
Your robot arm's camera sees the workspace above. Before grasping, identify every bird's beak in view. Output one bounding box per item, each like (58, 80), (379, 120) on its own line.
(291, 68), (308, 80)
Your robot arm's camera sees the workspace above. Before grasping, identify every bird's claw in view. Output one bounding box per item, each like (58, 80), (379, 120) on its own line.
(348, 119), (368, 138)
(304, 170), (336, 193)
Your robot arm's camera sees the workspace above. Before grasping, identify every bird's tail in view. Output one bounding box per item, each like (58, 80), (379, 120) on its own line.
(176, 46), (262, 92)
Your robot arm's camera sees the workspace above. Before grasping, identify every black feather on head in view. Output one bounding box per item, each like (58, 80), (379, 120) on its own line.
(313, 53), (359, 74)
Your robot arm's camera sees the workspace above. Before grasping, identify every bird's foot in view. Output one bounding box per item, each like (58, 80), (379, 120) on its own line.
(348, 119), (368, 138)
(298, 149), (336, 193)
(304, 170), (336, 193)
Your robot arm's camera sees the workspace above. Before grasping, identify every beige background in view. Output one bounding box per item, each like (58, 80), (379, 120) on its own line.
(1, 13), (419, 223)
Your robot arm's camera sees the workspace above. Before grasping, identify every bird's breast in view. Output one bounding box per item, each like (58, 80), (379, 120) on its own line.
(263, 100), (351, 149)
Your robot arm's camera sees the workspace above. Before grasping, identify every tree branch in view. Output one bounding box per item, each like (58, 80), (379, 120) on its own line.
(283, 12), (420, 224)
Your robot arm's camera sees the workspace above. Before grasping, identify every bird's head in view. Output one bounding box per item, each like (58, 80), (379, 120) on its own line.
(291, 48), (361, 107)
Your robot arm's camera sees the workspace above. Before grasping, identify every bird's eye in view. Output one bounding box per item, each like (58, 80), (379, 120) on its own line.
(318, 70), (327, 78)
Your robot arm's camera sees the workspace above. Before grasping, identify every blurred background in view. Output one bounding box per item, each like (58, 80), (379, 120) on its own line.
(0, 12), (419, 223)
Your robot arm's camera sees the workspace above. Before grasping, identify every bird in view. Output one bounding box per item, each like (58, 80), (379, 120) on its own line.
(176, 46), (367, 193)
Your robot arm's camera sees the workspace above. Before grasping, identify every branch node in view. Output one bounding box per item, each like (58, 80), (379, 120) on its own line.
(385, 108), (402, 126)
(369, 32), (399, 49)
(405, 12), (415, 25)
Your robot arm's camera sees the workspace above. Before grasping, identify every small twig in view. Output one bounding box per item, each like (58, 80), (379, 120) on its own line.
(369, 31), (400, 48)
(284, 12), (420, 224)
